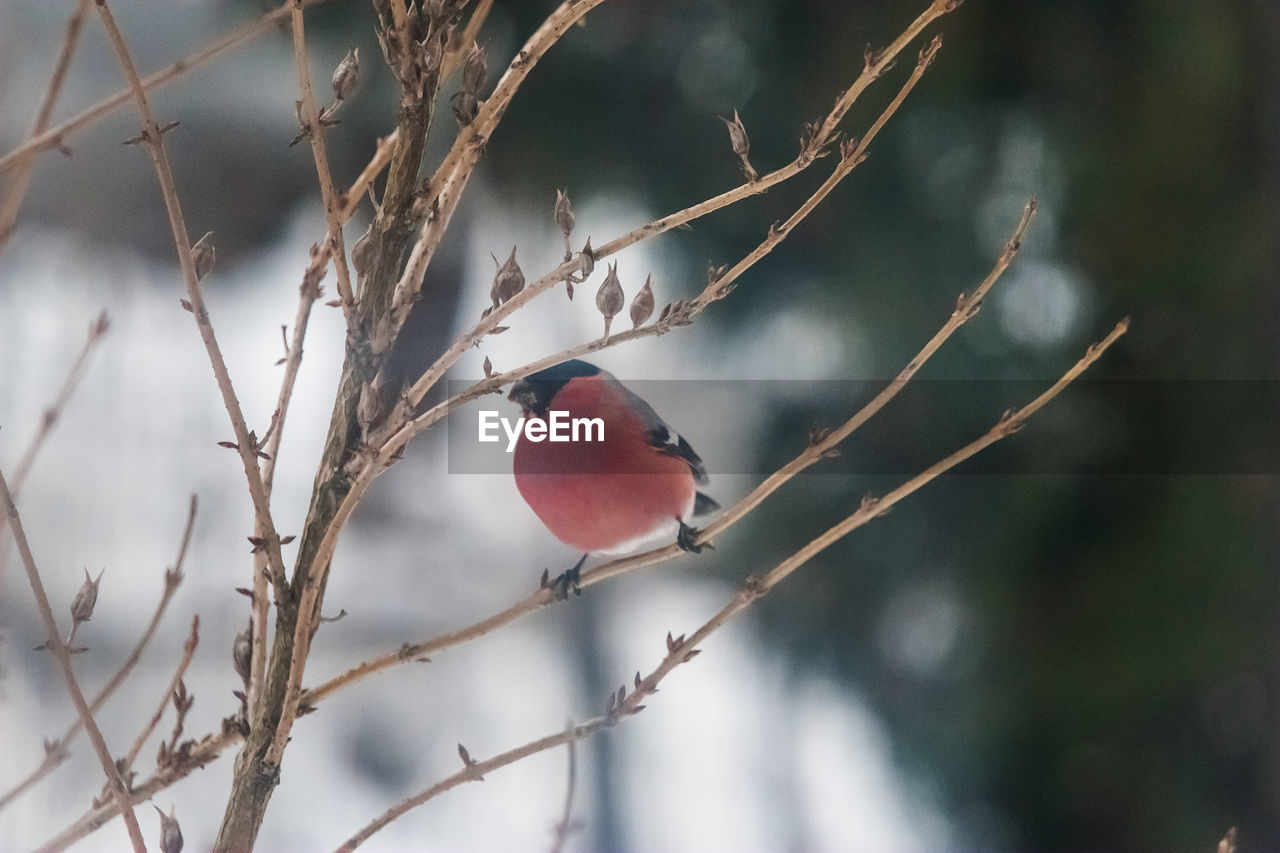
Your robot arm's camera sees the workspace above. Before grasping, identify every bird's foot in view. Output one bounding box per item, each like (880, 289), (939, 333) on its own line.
(676, 520), (711, 553)
(546, 553), (587, 600)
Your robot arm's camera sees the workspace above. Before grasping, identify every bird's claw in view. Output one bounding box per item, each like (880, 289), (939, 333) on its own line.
(547, 554), (587, 600)
(677, 520), (708, 553)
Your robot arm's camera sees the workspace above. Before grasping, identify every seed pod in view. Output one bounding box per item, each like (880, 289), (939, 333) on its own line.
(232, 625), (252, 687)
(331, 48), (360, 102)
(722, 109), (750, 158)
(578, 237), (595, 279)
(630, 274), (654, 329)
(596, 261), (624, 320)
(190, 232), (216, 281)
(555, 189), (575, 237)
(461, 40), (486, 95)
(70, 568), (104, 627)
(155, 804), (184, 853)
(489, 246), (524, 308)
(596, 261), (624, 342)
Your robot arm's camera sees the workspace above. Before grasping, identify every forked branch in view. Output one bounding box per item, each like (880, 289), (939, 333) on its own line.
(334, 318), (1129, 851)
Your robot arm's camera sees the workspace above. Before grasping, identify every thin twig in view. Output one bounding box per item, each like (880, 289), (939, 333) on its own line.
(247, 132), (396, 710)
(120, 616), (199, 774)
(93, 0), (289, 599)
(547, 740), (577, 853)
(393, 32), (945, 429)
(303, 193), (1031, 705)
(36, 729), (239, 853)
(6, 311), (110, 499)
(0, 467), (147, 852)
(266, 0), (610, 758)
(442, 0), (495, 80)
(290, 6), (357, 326)
(386, 0), (608, 333)
(332, 318), (1129, 851)
(0, 0), (332, 176)
(284, 37), (946, 730)
(0, 0), (93, 255)
(0, 495), (195, 813)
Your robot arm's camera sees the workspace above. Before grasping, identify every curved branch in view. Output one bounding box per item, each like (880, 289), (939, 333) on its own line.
(332, 317), (1129, 851)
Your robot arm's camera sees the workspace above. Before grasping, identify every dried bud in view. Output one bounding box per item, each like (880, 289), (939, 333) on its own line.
(232, 624), (252, 687)
(596, 261), (624, 342)
(70, 568), (104, 627)
(351, 224), (381, 279)
(489, 246), (524, 308)
(555, 189), (575, 237)
(578, 237), (595, 279)
(630, 274), (654, 329)
(461, 40), (486, 95)
(154, 804), (184, 853)
(331, 48), (360, 102)
(596, 261), (624, 320)
(722, 109), (750, 158)
(190, 232), (216, 281)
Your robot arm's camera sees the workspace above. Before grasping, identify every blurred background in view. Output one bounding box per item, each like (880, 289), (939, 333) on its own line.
(1, 0), (1277, 850)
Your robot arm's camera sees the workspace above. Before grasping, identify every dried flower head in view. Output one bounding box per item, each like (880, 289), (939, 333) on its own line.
(332, 48), (360, 102)
(70, 568), (104, 628)
(232, 625), (252, 687)
(489, 246), (525, 308)
(555, 189), (575, 236)
(722, 109), (750, 158)
(462, 40), (487, 95)
(190, 232), (216, 281)
(596, 261), (624, 320)
(154, 804), (184, 853)
(630, 274), (654, 329)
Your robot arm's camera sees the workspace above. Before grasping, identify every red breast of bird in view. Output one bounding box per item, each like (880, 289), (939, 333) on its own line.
(509, 360), (712, 556)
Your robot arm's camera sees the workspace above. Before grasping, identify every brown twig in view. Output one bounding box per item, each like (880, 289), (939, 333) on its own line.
(332, 318), (1129, 851)
(0, 495), (195, 813)
(302, 193), (1031, 705)
(442, 0), (495, 80)
(290, 7), (357, 326)
(0, 467), (147, 852)
(36, 729), (239, 853)
(284, 38), (946, 719)
(93, 0), (289, 599)
(246, 131), (396, 710)
(387, 0), (608, 332)
(6, 311), (109, 499)
(0, 0), (332, 176)
(547, 740), (577, 853)
(393, 33), (945, 432)
(120, 616), (200, 775)
(0, 0), (92, 255)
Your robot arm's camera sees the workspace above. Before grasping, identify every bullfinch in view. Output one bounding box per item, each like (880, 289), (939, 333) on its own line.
(507, 360), (718, 584)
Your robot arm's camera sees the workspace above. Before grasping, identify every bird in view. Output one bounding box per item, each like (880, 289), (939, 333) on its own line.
(507, 359), (718, 591)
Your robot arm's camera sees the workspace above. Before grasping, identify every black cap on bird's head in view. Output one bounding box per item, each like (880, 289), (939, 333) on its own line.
(507, 359), (600, 418)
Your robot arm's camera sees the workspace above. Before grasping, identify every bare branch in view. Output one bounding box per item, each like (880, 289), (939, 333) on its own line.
(0, 494), (194, 813)
(0, 0), (332, 176)
(120, 616), (200, 775)
(0, 0), (92, 256)
(290, 7), (357, 327)
(7, 310), (109, 499)
(547, 740), (578, 853)
(332, 317), (1129, 851)
(301, 197), (1036, 704)
(387, 0), (608, 335)
(0, 467), (147, 852)
(93, 0), (289, 600)
(37, 729), (239, 853)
